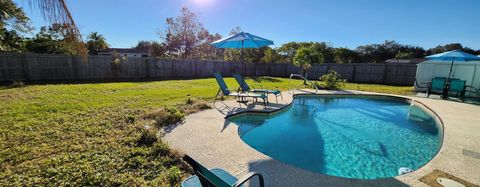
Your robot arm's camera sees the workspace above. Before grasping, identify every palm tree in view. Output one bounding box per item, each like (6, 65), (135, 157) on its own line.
(86, 32), (108, 55)
(28, 0), (86, 56)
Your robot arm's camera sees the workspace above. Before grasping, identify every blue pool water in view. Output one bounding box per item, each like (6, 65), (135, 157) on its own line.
(229, 95), (442, 179)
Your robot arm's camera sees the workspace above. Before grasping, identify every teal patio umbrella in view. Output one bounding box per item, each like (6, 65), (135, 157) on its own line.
(426, 50), (480, 80)
(211, 32), (274, 62)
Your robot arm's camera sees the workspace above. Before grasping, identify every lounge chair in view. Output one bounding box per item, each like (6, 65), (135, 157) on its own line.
(213, 73), (267, 106)
(427, 77), (446, 98)
(465, 86), (480, 98)
(182, 155), (264, 187)
(448, 79), (467, 101)
(232, 73), (282, 103)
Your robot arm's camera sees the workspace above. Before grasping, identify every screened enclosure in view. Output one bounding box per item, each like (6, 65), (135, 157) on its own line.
(415, 60), (480, 97)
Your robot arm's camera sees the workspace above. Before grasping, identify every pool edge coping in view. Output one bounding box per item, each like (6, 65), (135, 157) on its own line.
(224, 92), (446, 181)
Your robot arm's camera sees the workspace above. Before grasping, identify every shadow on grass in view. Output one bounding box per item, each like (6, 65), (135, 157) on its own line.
(250, 77), (282, 83)
(0, 77), (214, 87)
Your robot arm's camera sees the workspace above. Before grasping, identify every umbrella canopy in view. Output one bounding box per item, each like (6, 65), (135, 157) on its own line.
(425, 50), (480, 80)
(426, 50), (480, 61)
(211, 32), (274, 49)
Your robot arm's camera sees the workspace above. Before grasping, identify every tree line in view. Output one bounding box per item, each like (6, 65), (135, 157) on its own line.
(2, 2), (480, 63)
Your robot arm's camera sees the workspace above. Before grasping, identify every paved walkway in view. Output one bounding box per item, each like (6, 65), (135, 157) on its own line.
(164, 90), (480, 187)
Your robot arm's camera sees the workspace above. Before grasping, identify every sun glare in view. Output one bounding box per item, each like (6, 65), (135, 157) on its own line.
(189, 0), (215, 6)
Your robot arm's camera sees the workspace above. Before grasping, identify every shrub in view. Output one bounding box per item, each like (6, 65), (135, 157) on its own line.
(110, 52), (127, 71)
(9, 80), (24, 88)
(319, 70), (346, 90)
(136, 128), (158, 147)
(152, 166), (183, 186)
(144, 107), (185, 128)
(179, 99), (212, 114)
(125, 115), (135, 124)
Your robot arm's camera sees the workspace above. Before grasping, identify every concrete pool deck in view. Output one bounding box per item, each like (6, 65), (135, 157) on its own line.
(164, 90), (480, 187)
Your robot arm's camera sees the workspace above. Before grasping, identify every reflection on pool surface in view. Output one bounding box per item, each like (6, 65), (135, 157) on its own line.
(228, 95), (442, 179)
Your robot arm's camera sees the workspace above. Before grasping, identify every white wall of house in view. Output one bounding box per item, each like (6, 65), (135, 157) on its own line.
(117, 52), (149, 57)
(98, 52), (149, 57)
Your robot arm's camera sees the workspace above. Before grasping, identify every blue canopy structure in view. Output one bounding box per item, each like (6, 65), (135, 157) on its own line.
(426, 50), (480, 79)
(211, 32), (274, 49)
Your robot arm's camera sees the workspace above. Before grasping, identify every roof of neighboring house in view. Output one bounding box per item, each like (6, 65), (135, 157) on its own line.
(386, 58), (425, 64)
(99, 48), (149, 54)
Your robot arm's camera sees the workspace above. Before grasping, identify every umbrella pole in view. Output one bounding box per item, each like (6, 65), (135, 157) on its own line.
(443, 57), (455, 99)
(241, 41), (245, 74)
(447, 57), (455, 81)
(241, 41), (244, 63)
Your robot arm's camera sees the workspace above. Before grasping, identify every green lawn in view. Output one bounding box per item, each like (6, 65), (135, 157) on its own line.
(0, 77), (412, 186)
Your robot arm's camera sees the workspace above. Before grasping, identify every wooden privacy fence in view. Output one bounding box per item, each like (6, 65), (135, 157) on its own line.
(0, 53), (418, 85)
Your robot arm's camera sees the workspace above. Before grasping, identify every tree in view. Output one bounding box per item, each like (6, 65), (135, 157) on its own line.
(161, 7), (204, 58)
(261, 48), (283, 63)
(86, 32), (108, 55)
(222, 27), (269, 63)
(278, 42), (333, 63)
(311, 42), (334, 63)
(195, 28), (223, 60)
(0, 29), (24, 52)
(223, 47), (267, 63)
(134, 40), (165, 57)
(0, 0), (31, 52)
(229, 26), (242, 35)
(0, 0), (30, 32)
(294, 46), (324, 84)
(277, 42), (307, 63)
(135, 40), (152, 50)
(463, 47), (480, 56)
(223, 27), (243, 62)
(26, 0), (87, 56)
(25, 26), (58, 54)
(334, 47), (359, 63)
(427, 43), (468, 55)
(149, 41), (165, 57)
(401, 45), (425, 58)
(395, 52), (414, 59)
(356, 40), (405, 63)
(444, 43), (463, 51)
(25, 23), (80, 55)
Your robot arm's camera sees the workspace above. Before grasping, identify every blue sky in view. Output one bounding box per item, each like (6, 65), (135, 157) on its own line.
(16, 0), (480, 49)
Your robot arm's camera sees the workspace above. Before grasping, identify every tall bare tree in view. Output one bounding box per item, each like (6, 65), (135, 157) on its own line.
(161, 7), (204, 59)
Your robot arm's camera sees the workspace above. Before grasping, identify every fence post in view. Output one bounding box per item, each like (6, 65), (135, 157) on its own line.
(21, 53), (30, 81)
(352, 64), (357, 82)
(171, 59), (175, 78)
(243, 62), (246, 75)
(72, 56), (79, 80)
(382, 64), (388, 83)
(268, 63), (272, 76)
(145, 58), (150, 79)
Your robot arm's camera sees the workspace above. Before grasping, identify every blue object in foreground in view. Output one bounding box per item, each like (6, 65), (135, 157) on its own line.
(228, 95), (442, 179)
(211, 32), (274, 49)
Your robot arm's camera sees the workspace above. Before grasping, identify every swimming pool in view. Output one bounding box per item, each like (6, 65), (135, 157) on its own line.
(228, 95), (443, 179)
